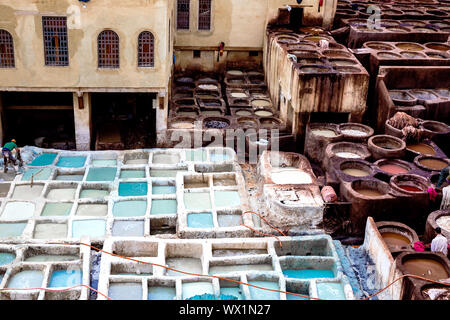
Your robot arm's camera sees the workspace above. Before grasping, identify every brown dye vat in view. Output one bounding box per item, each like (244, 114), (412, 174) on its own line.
(342, 168), (370, 177)
(400, 51), (426, 59)
(235, 110), (252, 116)
(414, 27), (437, 33)
(339, 160), (374, 180)
(407, 143), (436, 155)
(303, 36), (332, 43)
(403, 259), (449, 281)
(259, 117), (281, 128)
(298, 27), (324, 34)
(355, 188), (384, 197)
(254, 109), (274, 117)
(237, 117), (258, 128)
(335, 66), (361, 73)
(365, 42), (395, 51)
(298, 65), (333, 73)
(251, 99), (271, 108)
(387, 26), (410, 32)
(382, 232), (411, 246)
(329, 59), (357, 66)
(377, 52), (402, 59)
(395, 43), (425, 51)
(426, 52), (448, 59)
(368, 135), (406, 160)
(419, 158), (448, 170)
(323, 50), (352, 58)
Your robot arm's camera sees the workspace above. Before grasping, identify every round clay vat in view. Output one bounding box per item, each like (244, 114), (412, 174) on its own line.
(338, 122), (374, 142)
(175, 76), (195, 86)
(322, 50), (353, 58)
(406, 141), (437, 158)
(376, 221), (419, 255)
(170, 117), (196, 130)
(325, 142), (371, 170)
(396, 252), (450, 283)
(395, 42), (425, 51)
(197, 83), (220, 91)
(303, 35), (333, 43)
(419, 283), (450, 300)
(254, 108), (275, 118)
(427, 9), (447, 16)
(304, 123), (342, 163)
(289, 42), (318, 50)
(389, 174), (432, 196)
(295, 57), (326, 65)
(276, 34), (300, 44)
(334, 66), (362, 73)
(368, 135), (406, 160)
(299, 26), (325, 34)
(250, 98), (272, 109)
(328, 42), (346, 50)
(329, 58), (357, 67)
(388, 90), (417, 106)
(338, 159), (375, 180)
(200, 108), (224, 116)
(363, 42), (395, 51)
(259, 117), (282, 129)
(298, 65), (334, 73)
(420, 120), (450, 140)
(381, 20), (401, 27)
(434, 89), (450, 98)
(225, 69), (245, 77)
(173, 98), (197, 108)
(375, 158), (414, 177)
(384, 120), (404, 138)
(350, 179), (391, 198)
(198, 98), (224, 108)
(237, 117), (259, 129)
(234, 109), (253, 117)
(400, 51), (427, 59)
(401, 20), (426, 26)
(409, 90), (439, 103)
(377, 51), (402, 59)
(414, 155), (450, 172)
(203, 117), (231, 129)
(424, 210), (450, 243)
(414, 27), (437, 33)
(175, 107), (200, 117)
(425, 51), (449, 59)
(386, 26), (410, 32)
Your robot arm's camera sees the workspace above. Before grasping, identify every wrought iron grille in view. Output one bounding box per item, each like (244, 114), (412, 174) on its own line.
(98, 30), (120, 68)
(138, 31), (155, 67)
(42, 17), (69, 66)
(198, 0), (211, 30)
(0, 30), (15, 68)
(177, 0), (190, 30)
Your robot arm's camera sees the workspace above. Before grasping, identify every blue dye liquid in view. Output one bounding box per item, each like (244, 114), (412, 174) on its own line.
(220, 287), (244, 300)
(0, 223), (27, 238)
(49, 269), (82, 287)
(86, 167), (117, 181)
(112, 221), (144, 237)
(187, 213), (214, 228)
(72, 220), (106, 238)
(113, 201), (147, 217)
(109, 283), (143, 300)
(7, 270), (43, 289)
(210, 152), (230, 162)
(0, 252), (15, 266)
(119, 182), (148, 197)
(41, 203), (72, 217)
(150, 200), (177, 215)
(186, 149), (207, 162)
(22, 168), (53, 181)
(56, 156), (86, 168)
(30, 153), (57, 166)
(214, 191), (241, 207)
(316, 282), (346, 300)
(120, 170), (146, 179)
(282, 269), (335, 279)
(148, 287), (177, 300)
(286, 293), (309, 300)
(248, 281), (280, 300)
(152, 186), (176, 195)
(182, 282), (214, 300)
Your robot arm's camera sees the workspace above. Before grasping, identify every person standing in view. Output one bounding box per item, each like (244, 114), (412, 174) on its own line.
(431, 227), (448, 256)
(2, 139), (18, 172)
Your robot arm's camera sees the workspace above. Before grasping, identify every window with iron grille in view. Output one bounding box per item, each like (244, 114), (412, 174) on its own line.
(177, 0), (190, 30)
(138, 31), (154, 67)
(198, 0), (212, 31)
(42, 17), (69, 66)
(98, 30), (120, 68)
(0, 30), (15, 68)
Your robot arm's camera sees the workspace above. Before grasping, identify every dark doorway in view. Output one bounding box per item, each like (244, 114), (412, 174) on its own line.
(90, 92), (157, 150)
(289, 8), (304, 30)
(1, 92), (75, 149)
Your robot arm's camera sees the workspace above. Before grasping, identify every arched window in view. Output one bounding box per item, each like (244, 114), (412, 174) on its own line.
(138, 31), (155, 67)
(0, 30), (15, 68)
(198, 0), (212, 30)
(98, 30), (120, 68)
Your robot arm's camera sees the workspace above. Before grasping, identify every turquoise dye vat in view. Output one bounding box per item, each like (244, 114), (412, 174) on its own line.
(80, 189), (109, 199)
(86, 167), (117, 182)
(0, 223), (26, 238)
(7, 270), (43, 289)
(182, 282), (214, 300)
(316, 282), (346, 300)
(148, 287), (177, 300)
(282, 269), (335, 279)
(119, 182), (148, 197)
(0, 252), (15, 265)
(113, 200), (147, 217)
(286, 292), (309, 300)
(210, 152), (230, 162)
(41, 203), (73, 217)
(108, 283), (143, 300)
(22, 168), (52, 181)
(120, 170), (146, 179)
(220, 287), (244, 300)
(30, 153), (57, 166)
(55, 174), (84, 181)
(152, 185), (176, 195)
(248, 281), (280, 300)
(56, 156), (86, 168)
(49, 269), (82, 287)
(214, 191), (241, 207)
(72, 220), (106, 238)
(112, 221), (144, 237)
(91, 159), (117, 166)
(184, 192), (211, 211)
(186, 149), (206, 162)
(187, 213), (214, 228)
(150, 200), (177, 215)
